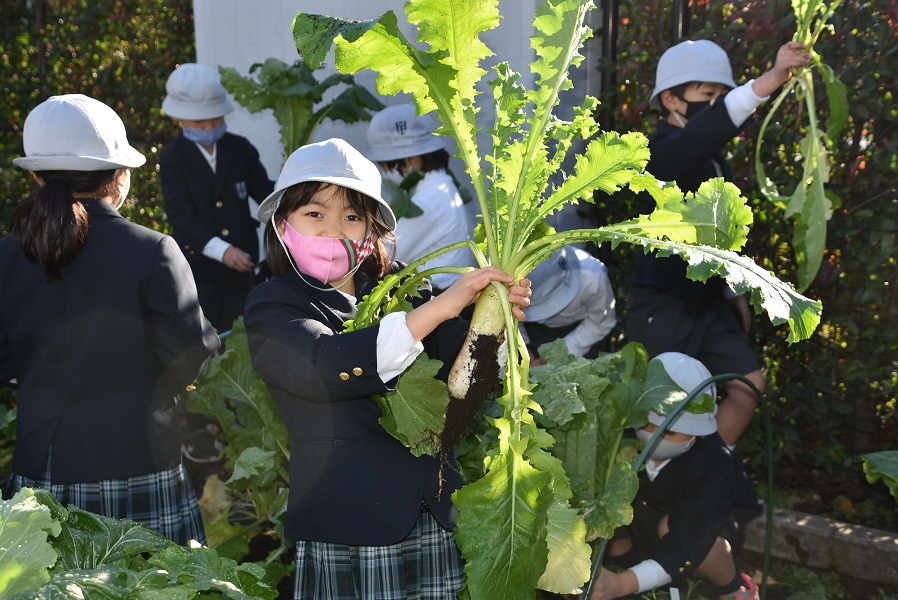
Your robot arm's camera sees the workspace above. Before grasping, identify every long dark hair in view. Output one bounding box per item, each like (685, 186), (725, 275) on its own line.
(264, 181), (395, 280)
(11, 169), (119, 278)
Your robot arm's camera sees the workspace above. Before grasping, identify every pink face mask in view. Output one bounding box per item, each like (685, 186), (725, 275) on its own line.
(280, 220), (376, 284)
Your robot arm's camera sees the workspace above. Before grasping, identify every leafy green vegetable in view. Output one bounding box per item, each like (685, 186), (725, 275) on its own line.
(376, 355), (449, 457)
(219, 57), (383, 158)
(861, 451), (898, 503)
(183, 318), (290, 566)
(0, 488), (276, 599)
(290, 0), (823, 596)
(0, 489), (60, 596)
(755, 0), (848, 291)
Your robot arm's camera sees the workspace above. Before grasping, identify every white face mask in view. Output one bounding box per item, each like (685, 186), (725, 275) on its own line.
(636, 428), (695, 461)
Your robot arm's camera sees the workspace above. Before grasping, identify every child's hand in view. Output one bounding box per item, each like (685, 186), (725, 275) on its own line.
(223, 245), (255, 273)
(406, 268), (531, 343)
(507, 277), (532, 322)
(438, 267), (531, 321)
(752, 41), (812, 98)
(588, 568), (638, 600)
(772, 41), (812, 82)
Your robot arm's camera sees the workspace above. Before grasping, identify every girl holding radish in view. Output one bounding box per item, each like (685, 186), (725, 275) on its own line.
(243, 138), (531, 600)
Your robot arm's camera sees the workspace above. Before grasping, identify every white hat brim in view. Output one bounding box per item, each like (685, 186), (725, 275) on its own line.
(648, 407), (718, 436)
(162, 97), (234, 120)
(13, 147), (147, 171)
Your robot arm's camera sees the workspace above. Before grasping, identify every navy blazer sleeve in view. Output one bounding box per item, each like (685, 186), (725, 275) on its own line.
(249, 305), (390, 403)
(145, 235), (221, 389)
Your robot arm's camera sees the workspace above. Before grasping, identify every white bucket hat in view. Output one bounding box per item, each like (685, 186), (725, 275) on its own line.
(649, 40), (737, 109)
(257, 138), (396, 231)
(366, 103), (446, 162)
(161, 63), (234, 120)
(12, 94), (146, 172)
(647, 352), (718, 436)
(523, 248), (581, 322)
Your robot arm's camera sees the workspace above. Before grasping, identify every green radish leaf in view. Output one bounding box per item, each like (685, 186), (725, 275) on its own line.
(530, 353), (600, 429)
(817, 62), (849, 141)
(538, 500), (591, 594)
(227, 447), (279, 489)
(544, 131), (651, 218)
(522, 423), (591, 594)
(149, 545), (276, 599)
(528, 0), (593, 126)
(788, 132), (832, 291)
(861, 451), (898, 503)
(376, 356), (450, 457)
(52, 505), (171, 571)
(627, 177), (752, 251)
(453, 421), (553, 600)
(0, 489), (61, 597)
(754, 0), (845, 290)
(582, 461), (638, 540)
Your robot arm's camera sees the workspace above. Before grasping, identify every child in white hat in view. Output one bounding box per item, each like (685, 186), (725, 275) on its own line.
(590, 352), (762, 600)
(626, 39), (811, 447)
(365, 103), (476, 292)
(2, 94), (219, 545)
(243, 138), (532, 600)
(160, 62), (274, 332)
(522, 247), (616, 361)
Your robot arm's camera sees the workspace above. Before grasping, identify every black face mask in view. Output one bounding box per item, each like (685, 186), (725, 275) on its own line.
(679, 99), (712, 120)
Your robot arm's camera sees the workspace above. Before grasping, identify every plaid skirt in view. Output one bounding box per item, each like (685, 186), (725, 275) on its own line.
(9, 462), (206, 547)
(294, 511), (464, 600)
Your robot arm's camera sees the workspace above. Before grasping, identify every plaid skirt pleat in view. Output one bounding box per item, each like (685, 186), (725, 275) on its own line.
(294, 511), (464, 600)
(10, 462), (206, 546)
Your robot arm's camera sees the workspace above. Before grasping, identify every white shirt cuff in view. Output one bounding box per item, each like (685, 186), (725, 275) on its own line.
(724, 79), (767, 126)
(631, 559), (672, 593)
(203, 236), (231, 262)
(377, 312), (424, 383)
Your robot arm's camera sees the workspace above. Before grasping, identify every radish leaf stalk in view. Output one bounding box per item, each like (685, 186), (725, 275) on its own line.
(755, 0), (848, 291)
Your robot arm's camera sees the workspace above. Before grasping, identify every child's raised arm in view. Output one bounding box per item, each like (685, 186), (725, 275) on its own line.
(405, 267), (531, 342)
(751, 41), (812, 98)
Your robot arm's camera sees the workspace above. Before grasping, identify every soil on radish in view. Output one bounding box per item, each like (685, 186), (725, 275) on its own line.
(441, 331), (503, 452)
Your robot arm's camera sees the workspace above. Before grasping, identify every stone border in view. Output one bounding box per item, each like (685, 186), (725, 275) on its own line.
(743, 507), (898, 586)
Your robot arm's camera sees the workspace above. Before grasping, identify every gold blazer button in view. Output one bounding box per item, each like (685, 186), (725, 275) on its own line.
(352, 367), (363, 376)
(339, 372), (350, 381)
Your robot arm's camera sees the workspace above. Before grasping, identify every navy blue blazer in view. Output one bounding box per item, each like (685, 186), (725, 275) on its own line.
(0, 199), (220, 483)
(244, 265), (469, 545)
(160, 132), (272, 278)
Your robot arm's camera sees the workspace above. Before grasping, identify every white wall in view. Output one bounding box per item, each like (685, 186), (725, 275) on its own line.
(193, 0), (603, 231)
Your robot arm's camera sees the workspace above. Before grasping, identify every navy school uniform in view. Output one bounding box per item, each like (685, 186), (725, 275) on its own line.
(160, 132), (273, 331)
(244, 264), (469, 545)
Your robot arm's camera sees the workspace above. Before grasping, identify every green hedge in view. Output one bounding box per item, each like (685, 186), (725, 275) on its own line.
(0, 0), (195, 235)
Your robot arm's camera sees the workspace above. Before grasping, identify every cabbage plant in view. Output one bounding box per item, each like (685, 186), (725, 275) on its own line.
(291, 0), (822, 597)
